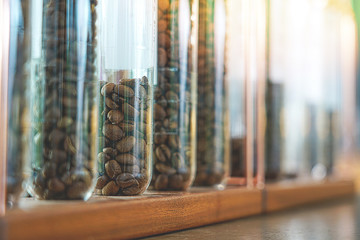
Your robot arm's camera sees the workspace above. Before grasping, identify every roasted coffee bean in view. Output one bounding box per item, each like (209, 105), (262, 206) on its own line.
(95, 175), (110, 189)
(105, 160), (122, 179)
(122, 182), (141, 195)
(116, 136), (136, 153)
(103, 147), (117, 157)
(154, 174), (168, 190)
(64, 136), (77, 155)
(123, 165), (140, 175)
(171, 153), (184, 169)
(103, 124), (123, 141)
(114, 84), (135, 98)
(98, 76), (151, 196)
(159, 0), (170, 12)
(119, 122), (135, 133)
(168, 135), (179, 149)
(105, 97), (120, 109)
(111, 93), (126, 104)
(101, 83), (115, 96)
(133, 85), (148, 100)
(155, 144), (171, 163)
(98, 152), (111, 164)
(42, 162), (57, 178)
(154, 129), (168, 145)
(102, 181), (120, 196)
(47, 178), (65, 193)
(168, 174), (184, 190)
(108, 110), (124, 124)
(116, 173), (137, 189)
(154, 103), (166, 120)
(122, 102), (138, 116)
(116, 153), (139, 165)
(155, 163), (176, 175)
(158, 48), (167, 67)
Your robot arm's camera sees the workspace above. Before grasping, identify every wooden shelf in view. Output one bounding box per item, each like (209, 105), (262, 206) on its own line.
(0, 188), (262, 240)
(0, 180), (354, 240)
(265, 180), (355, 212)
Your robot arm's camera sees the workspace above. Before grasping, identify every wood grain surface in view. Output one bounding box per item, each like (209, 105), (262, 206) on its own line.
(265, 180), (355, 212)
(0, 181), (354, 239)
(0, 188), (262, 240)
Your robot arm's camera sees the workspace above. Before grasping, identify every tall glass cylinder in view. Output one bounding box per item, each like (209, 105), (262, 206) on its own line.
(227, 0), (247, 180)
(6, 0), (31, 206)
(150, 0), (198, 191)
(194, 0), (230, 188)
(28, 0), (98, 200)
(95, 0), (156, 196)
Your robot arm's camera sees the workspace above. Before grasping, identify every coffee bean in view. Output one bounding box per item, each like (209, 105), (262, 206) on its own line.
(122, 102), (138, 116)
(122, 183), (141, 195)
(42, 162), (57, 178)
(111, 93), (126, 105)
(105, 160), (122, 179)
(171, 152), (184, 169)
(115, 153), (138, 165)
(116, 173), (137, 188)
(168, 174), (184, 190)
(119, 122), (135, 133)
(103, 124), (123, 141)
(158, 20), (167, 32)
(154, 104), (166, 120)
(103, 148), (117, 157)
(154, 174), (168, 190)
(158, 48), (167, 67)
(116, 136), (136, 153)
(123, 165), (140, 175)
(168, 135), (179, 149)
(64, 136), (77, 155)
(95, 175), (110, 189)
(165, 91), (178, 101)
(114, 84), (135, 98)
(107, 110), (124, 124)
(159, 0), (170, 12)
(133, 85), (148, 100)
(101, 83), (115, 96)
(98, 152), (111, 164)
(47, 178), (65, 192)
(102, 181), (120, 196)
(155, 144), (171, 163)
(105, 97), (120, 109)
(159, 32), (170, 48)
(154, 129), (168, 145)
(155, 163), (176, 175)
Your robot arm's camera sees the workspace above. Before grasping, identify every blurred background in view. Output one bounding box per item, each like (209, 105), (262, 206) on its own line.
(228, 0), (360, 187)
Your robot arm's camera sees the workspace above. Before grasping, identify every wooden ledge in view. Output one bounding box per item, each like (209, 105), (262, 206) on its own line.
(0, 180), (355, 239)
(0, 188), (262, 240)
(265, 180), (355, 212)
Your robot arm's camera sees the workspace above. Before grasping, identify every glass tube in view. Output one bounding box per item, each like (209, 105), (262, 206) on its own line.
(151, 0), (198, 191)
(95, 0), (156, 196)
(28, 0), (99, 200)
